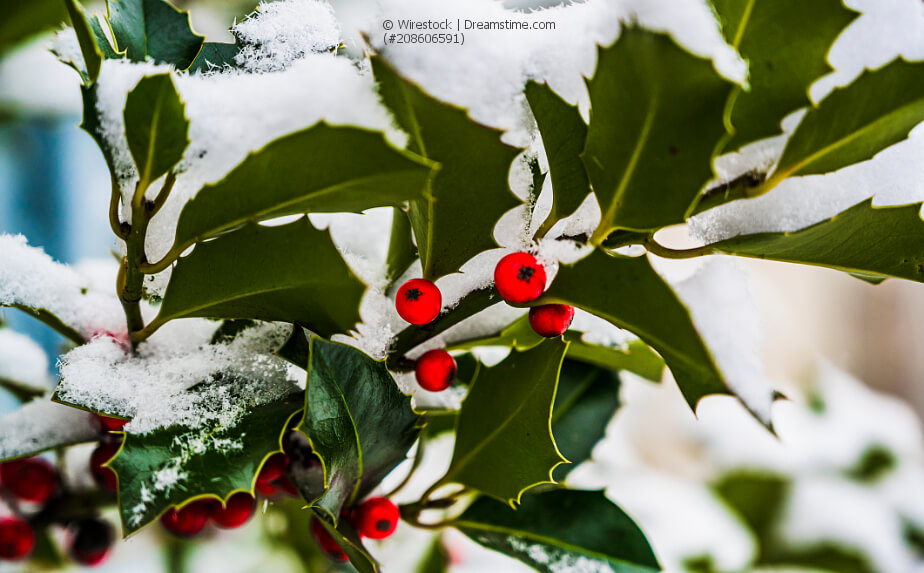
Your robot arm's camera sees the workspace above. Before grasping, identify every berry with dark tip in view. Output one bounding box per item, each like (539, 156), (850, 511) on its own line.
(494, 253), (547, 303)
(1, 458), (57, 503)
(353, 497), (399, 540)
(415, 349), (457, 392)
(160, 499), (213, 537)
(211, 492), (256, 529)
(311, 518), (348, 562)
(396, 279), (442, 325)
(90, 441), (121, 491)
(69, 518), (114, 566)
(528, 304), (575, 337)
(0, 518), (34, 560)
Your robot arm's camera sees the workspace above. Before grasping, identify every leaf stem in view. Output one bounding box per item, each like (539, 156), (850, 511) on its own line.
(641, 238), (715, 259)
(0, 376), (45, 402)
(108, 174), (126, 240)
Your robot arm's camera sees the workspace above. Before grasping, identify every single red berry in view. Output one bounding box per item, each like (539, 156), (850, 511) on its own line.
(353, 497), (399, 540)
(494, 252), (547, 303)
(160, 499), (213, 537)
(396, 279), (442, 325)
(311, 518), (348, 561)
(1, 458), (57, 503)
(415, 349), (457, 392)
(90, 442), (121, 491)
(0, 518), (34, 560)
(69, 518), (114, 566)
(255, 481), (278, 497)
(211, 492), (256, 529)
(528, 304), (575, 337)
(257, 453), (288, 485)
(98, 415), (128, 432)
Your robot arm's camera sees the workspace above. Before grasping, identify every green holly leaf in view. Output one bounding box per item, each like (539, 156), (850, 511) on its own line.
(110, 394), (302, 534)
(188, 42), (240, 73)
(371, 56), (523, 280)
(0, 400), (99, 461)
(712, 199), (924, 283)
(525, 81), (591, 232)
(762, 60), (924, 192)
(124, 73), (188, 189)
(0, 1), (67, 58)
(169, 123), (434, 256)
(297, 338), (419, 523)
(311, 510), (379, 573)
(584, 28), (733, 241)
(64, 0), (103, 83)
(714, 0), (855, 151)
(439, 339), (568, 505)
(456, 489), (659, 573)
(89, 15), (124, 59)
(2, 304), (84, 345)
(385, 207), (418, 287)
(107, 0), (204, 70)
(551, 361), (621, 481)
(539, 250), (726, 411)
(153, 219), (366, 338)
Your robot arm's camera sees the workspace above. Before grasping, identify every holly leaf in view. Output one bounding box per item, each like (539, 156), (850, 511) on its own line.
(297, 338), (419, 523)
(107, 0), (204, 70)
(439, 339), (568, 505)
(89, 15), (124, 59)
(714, 0), (855, 150)
(169, 123), (434, 255)
(64, 0), (103, 83)
(712, 199), (924, 283)
(153, 219), (366, 338)
(763, 59), (924, 191)
(456, 489), (659, 573)
(551, 361), (621, 481)
(110, 394), (302, 534)
(371, 56), (523, 280)
(124, 73), (188, 188)
(584, 28), (733, 240)
(188, 42), (240, 73)
(385, 207), (418, 286)
(311, 510), (379, 573)
(525, 81), (591, 231)
(539, 250), (726, 411)
(0, 399), (99, 461)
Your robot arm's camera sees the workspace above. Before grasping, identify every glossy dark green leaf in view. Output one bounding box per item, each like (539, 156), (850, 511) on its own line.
(110, 394), (302, 533)
(107, 0), (204, 69)
(525, 81), (591, 231)
(297, 339), (419, 523)
(551, 361), (621, 481)
(372, 56), (523, 280)
(89, 15), (124, 59)
(0, 1), (67, 58)
(539, 250), (726, 411)
(456, 489), (659, 573)
(440, 339), (568, 505)
(713, 0), (855, 150)
(188, 42), (239, 73)
(712, 199), (924, 283)
(124, 73), (189, 187)
(312, 510), (379, 573)
(170, 123), (433, 253)
(386, 207), (418, 286)
(64, 0), (103, 83)
(154, 219), (366, 338)
(764, 60), (924, 191)
(583, 28), (733, 239)
(79, 83), (120, 184)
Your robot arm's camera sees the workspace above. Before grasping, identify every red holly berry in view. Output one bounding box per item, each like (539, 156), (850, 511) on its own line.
(69, 518), (114, 566)
(0, 458), (57, 503)
(211, 492), (256, 529)
(160, 499), (213, 537)
(415, 349), (457, 392)
(0, 518), (34, 560)
(98, 415), (128, 432)
(255, 481), (278, 497)
(90, 442), (121, 491)
(353, 497), (399, 540)
(311, 518), (347, 561)
(528, 304), (575, 337)
(396, 279), (442, 325)
(494, 252), (547, 303)
(257, 453), (288, 484)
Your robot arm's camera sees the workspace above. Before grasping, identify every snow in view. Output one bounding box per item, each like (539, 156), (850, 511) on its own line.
(0, 399), (99, 460)
(0, 234), (125, 339)
(56, 321), (300, 434)
(0, 329), (49, 390)
(0, 35), (82, 117)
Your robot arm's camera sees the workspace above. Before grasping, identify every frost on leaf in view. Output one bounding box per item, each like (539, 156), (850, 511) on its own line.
(0, 399), (99, 461)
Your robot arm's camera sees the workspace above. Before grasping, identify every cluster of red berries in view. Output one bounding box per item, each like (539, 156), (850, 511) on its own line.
(395, 252), (574, 393)
(0, 454), (115, 566)
(311, 497), (400, 561)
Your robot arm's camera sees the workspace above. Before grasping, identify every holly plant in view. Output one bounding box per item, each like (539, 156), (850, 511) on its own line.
(1, 0), (923, 571)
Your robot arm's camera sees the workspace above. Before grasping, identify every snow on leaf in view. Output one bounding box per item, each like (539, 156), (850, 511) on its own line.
(0, 399), (99, 461)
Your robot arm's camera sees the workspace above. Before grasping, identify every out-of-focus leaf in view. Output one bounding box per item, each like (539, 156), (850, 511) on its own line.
(0, 399), (99, 461)
(0, 1), (68, 58)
